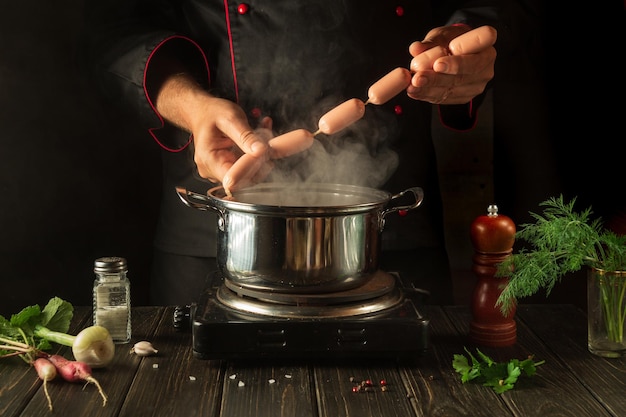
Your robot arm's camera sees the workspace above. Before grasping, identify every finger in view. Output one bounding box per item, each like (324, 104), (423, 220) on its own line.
(408, 39), (434, 57)
(236, 130), (268, 157)
(410, 45), (450, 72)
(433, 47), (496, 76)
(252, 116), (274, 143)
(448, 25), (497, 55)
(258, 116), (273, 131)
(195, 147), (236, 183)
(217, 119), (268, 157)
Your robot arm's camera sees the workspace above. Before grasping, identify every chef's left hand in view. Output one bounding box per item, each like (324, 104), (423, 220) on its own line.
(407, 25), (497, 105)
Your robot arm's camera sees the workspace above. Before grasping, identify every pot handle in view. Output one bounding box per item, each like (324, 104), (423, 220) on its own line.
(381, 187), (424, 218)
(175, 187), (219, 212)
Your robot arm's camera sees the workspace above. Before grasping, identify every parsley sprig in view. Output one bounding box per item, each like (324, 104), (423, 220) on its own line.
(453, 347), (544, 394)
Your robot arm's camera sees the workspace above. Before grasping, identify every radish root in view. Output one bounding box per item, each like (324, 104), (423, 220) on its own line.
(42, 379), (53, 411)
(83, 375), (108, 407)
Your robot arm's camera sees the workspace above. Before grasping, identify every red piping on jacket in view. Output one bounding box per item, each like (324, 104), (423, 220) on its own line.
(144, 35), (211, 152)
(224, 0), (240, 103)
(437, 99), (478, 132)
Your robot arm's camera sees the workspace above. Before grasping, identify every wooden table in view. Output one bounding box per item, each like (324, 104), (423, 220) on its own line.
(1, 304), (624, 417)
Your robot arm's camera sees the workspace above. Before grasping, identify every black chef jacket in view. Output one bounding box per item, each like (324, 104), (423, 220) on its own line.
(85, 1), (504, 303)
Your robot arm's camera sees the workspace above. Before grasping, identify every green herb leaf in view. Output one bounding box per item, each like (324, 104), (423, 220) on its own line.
(0, 297), (74, 360)
(495, 195), (626, 316)
(452, 348), (544, 393)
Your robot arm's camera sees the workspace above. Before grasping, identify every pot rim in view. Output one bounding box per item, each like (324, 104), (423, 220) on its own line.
(207, 182), (392, 215)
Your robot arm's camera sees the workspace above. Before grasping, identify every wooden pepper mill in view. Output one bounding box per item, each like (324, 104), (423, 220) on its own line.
(469, 204), (517, 347)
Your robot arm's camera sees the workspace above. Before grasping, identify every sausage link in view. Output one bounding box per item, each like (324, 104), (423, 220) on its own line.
(315, 98), (365, 136)
(366, 67), (411, 105)
(222, 153), (267, 196)
(268, 129), (315, 159)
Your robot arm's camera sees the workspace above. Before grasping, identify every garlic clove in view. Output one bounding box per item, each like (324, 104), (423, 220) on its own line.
(130, 341), (159, 356)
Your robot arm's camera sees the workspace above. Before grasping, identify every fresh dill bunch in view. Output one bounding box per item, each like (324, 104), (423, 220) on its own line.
(496, 195), (626, 315)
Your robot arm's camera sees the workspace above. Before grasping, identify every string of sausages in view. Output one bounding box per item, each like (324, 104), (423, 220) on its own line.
(223, 67), (412, 195)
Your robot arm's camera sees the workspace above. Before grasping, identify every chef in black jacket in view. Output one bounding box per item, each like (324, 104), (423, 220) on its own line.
(86, 1), (506, 305)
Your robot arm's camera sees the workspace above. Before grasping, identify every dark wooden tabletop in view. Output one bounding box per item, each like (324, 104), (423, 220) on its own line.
(1, 304), (624, 417)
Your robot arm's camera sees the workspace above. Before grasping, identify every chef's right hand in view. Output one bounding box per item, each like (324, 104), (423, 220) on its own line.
(187, 94), (270, 186)
(154, 72), (269, 185)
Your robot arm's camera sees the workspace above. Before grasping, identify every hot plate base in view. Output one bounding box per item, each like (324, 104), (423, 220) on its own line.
(188, 272), (430, 360)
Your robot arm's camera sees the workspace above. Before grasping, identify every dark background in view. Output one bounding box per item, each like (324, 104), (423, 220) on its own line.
(0, 2), (161, 316)
(1, 2), (622, 317)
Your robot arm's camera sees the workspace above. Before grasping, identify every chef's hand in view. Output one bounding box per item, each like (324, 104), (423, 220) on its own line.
(154, 72), (269, 185)
(407, 25), (497, 105)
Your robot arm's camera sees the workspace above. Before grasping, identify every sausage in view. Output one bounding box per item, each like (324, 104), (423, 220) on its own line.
(366, 67), (411, 105)
(268, 129), (315, 159)
(315, 98), (365, 136)
(222, 153), (269, 197)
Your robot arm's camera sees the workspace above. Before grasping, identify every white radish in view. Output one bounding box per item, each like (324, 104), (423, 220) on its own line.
(34, 324), (115, 368)
(268, 129), (315, 159)
(315, 98), (365, 136)
(366, 67), (411, 105)
(33, 357), (57, 411)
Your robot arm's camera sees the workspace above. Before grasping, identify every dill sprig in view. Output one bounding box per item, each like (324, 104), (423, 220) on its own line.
(496, 195), (626, 315)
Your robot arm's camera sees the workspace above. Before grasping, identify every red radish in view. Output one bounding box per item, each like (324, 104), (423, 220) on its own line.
(46, 354), (108, 407)
(33, 357), (57, 411)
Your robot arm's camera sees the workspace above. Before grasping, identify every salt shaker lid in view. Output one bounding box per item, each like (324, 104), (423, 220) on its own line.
(94, 256), (127, 273)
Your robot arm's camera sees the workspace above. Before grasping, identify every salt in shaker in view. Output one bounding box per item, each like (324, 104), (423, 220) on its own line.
(93, 256), (131, 343)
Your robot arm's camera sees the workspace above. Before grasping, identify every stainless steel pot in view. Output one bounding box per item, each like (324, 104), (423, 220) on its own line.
(176, 183), (424, 293)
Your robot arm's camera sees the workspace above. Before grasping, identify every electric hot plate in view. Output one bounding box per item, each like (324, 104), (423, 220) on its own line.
(173, 271), (430, 360)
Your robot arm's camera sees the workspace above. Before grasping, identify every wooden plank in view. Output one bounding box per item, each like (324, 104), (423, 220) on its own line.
(516, 304), (626, 417)
(0, 305), (90, 417)
(314, 359), (416, 417)
(218, 360), (316, 417)
(401, 306), (513, 417)
(444, 305), (613, 417)
(118, 306), (224, 417)
(0, 355), (46, 417)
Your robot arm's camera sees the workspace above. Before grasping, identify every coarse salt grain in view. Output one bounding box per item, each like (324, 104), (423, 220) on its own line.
(189, 376), (196, 381)
(285, 374), (292, 379)
(152, 364), (159, 369)
(229, 374), (237, 380)
(238, 381), (245, 387)
(268, 379), (276, 384)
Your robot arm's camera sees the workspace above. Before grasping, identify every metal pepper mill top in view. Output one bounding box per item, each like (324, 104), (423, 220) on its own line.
(469, 204), (517, 347)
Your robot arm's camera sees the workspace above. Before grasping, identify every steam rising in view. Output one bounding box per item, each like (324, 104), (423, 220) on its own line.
(267, 137), (399, 189)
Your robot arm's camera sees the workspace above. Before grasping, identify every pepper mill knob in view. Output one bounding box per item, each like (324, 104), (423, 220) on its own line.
(469, 204), (517, 347)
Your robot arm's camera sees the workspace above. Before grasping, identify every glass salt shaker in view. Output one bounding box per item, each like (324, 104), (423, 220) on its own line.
(93, 256), (131, 343)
